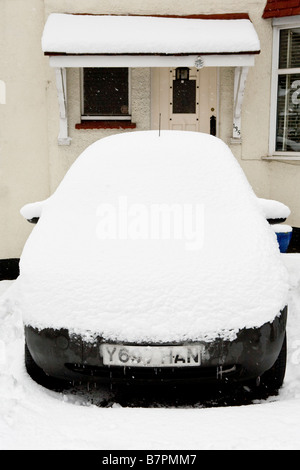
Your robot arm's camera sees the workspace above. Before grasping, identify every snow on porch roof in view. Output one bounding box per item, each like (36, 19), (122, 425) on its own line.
(42, 13), (261, 56)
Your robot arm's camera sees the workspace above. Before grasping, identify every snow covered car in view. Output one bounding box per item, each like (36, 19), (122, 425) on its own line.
(18, 131), (289, 392)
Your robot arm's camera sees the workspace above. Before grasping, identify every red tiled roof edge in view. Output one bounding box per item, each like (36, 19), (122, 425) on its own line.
(72, 13), (251, 20)
(263, 0), (300, 18)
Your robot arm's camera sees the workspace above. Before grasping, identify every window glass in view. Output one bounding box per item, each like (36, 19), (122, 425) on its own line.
(173, 80), (196, 114)
(276, 73), (300, 152)
(279, 28), (300, 69)
(83, 68), (129, 117)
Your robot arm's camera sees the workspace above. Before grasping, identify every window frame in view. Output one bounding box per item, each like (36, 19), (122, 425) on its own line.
(80, 67), (132, 121)
(269, 16), (300, 157)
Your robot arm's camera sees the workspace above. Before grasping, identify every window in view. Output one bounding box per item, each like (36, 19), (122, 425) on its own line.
(81, 68), (130, 120)
(276, 28), (300, 152)
(270, 18), (300, 155)
(173, 68), (196, 114)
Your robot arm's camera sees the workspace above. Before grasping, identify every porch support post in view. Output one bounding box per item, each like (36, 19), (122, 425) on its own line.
(232, 66), (249, 142)
(55, 67), (71, 145)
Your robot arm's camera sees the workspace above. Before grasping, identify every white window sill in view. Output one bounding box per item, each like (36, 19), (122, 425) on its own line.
(81, 115), (132, 121)
(262, 154), (300, 161)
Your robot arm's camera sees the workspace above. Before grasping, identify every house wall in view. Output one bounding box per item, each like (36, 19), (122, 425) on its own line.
(0, 0), (50, 259)
(1, 0), (299, 259)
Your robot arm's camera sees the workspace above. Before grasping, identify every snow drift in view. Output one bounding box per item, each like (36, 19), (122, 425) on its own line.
(17, 131), (289, 342)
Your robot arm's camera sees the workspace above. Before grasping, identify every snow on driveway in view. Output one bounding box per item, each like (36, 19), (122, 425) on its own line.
(1, 253), (300, 450)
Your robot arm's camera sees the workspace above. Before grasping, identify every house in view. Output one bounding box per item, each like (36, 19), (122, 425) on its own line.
(1, 0), (300, 276)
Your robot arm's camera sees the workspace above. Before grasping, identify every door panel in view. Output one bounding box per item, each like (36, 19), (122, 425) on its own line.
(151, 67), (218, 135)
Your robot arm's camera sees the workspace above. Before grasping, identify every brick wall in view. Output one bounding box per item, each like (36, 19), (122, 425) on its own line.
(263, 0), (300, 18)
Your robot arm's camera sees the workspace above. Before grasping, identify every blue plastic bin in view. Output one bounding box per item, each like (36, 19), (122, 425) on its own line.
(273, 225), (293, 253)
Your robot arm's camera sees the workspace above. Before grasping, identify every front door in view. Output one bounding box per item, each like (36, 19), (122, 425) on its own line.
(151, 67), (218, 135)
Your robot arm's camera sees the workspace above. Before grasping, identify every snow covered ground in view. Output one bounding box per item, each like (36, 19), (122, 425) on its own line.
(1, 253), (300, 450)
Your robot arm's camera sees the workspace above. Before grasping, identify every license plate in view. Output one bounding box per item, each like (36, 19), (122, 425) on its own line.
(100, 344), (202, 367)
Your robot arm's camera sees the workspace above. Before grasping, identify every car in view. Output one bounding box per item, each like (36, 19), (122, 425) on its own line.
(18, 131), (289, 394)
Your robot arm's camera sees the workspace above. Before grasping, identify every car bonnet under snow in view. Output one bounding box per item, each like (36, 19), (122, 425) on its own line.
(18, 131), (289, 342)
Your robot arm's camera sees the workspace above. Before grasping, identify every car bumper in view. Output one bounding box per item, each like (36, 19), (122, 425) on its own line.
(25, 306), (287, 385)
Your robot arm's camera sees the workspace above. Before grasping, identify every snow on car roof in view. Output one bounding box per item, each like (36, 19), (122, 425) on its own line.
(42, 14), (260, 55)
(18, 131), (289, 342)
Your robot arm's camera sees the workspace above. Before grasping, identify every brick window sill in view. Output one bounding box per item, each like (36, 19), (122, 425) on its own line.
(75, 120), (136, 130)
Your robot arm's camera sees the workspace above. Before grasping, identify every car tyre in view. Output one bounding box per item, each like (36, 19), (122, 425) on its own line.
(258, 333), (287, 395)
(25, 342), (45, 381)
(25, 342), (69, 391)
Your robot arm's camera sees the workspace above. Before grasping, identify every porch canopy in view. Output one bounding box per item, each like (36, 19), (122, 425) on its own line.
(42, 13), (260, 68)
(41, 14), (260, 145)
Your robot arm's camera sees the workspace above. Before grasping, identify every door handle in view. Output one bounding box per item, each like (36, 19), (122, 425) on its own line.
(210, 115), (216, 136)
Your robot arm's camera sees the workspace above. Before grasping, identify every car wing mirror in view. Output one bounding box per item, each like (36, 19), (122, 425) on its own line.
(257, 198), (290, 225)
(20, 199), (48, 224)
